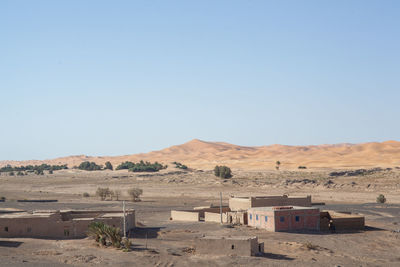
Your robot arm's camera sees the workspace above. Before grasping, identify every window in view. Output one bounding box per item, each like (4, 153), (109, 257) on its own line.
(27, 227), (32, 233)
(249, 214), (252, 220)
(231, 245), (235, 249)
(265, 216), (268, 222)
(4, 226), (8, 232)
(256, 214), (259, 221)
(295, 216), (300, 222)
(64, 229), (69, 236)
(280, 216), (285, 222)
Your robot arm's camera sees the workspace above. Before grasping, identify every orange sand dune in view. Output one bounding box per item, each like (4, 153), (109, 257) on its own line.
(1, 139), (399, 170)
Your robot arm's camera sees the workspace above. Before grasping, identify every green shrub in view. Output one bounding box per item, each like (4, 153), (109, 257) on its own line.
(78, 161), (102, 171)
(48, 169), (53, 174)
(276, 161), (281, 170)
(104, 161), (113, 170)
(0, 164), (67, 173)
(83, 192), (90, 197)
(214, 165), (232, 178)
(298, 166), (307, 169)
(377, 194), (386, 204)
(9, 171), (14, 176)
(16, 171), (24, 176)
(87, 222), (122, 248)
(173, 162), (188, 170)
(35, 169), (44, 175)
(117, 161), (167, 172)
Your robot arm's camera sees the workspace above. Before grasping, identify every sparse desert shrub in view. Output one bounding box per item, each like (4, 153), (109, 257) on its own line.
(377, 194), (386, 204)
(214, 165), (232, 179)
(298, 166), (307, 169)
(122, 238), (131, 252)
(104, 161), (113, 170)
(9, 171), (14, 176)
(128, 188), (143, 202)
(304, 241), (318, 250)
(276, 161), (281, 170)
(96, 187), (111, 201)
(173, 162), (188, 170)
(83, 192), (90, 197)
(0, 196), (6, 201)
(113, 190), (121, 201)
(48, 169), (53, 174)
(16, 171), (24, 176)
(35, 169), (44, 175)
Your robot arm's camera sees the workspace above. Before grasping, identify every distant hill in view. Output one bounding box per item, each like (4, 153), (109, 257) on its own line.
(1, 139), (399, 170)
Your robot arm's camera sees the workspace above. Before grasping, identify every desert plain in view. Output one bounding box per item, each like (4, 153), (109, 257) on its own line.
(0, 139), (400, 266)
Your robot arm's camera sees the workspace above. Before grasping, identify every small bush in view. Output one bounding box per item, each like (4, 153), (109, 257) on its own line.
(83, 192), (90, 197)
(173, 162), (188, 170)
(298, 166), (307, 169)
(35, 169), (44, 175)
(128, 188), (143, 202)
(304, 241), (318, 250)
(214, 165), (232, 178)
(9, 171), (14, 176)
(377, 194), (386, 204)
(48, 170), (53, 174)
(96, 187), (111, 201)
(104, 161), (113, 170)
(113, 190), (121, 201)
(0, 196), (6, 201)
(16, 171), (24, 176)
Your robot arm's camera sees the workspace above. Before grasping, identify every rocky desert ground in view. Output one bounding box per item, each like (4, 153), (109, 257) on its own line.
(0, 164), (400, 266)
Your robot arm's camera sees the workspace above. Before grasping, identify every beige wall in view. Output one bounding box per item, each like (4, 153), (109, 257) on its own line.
(204, 212), (227, 223)
(170, 210), (200, 221)
(0, 211), (135, 239)
(229, 195), (312, 211)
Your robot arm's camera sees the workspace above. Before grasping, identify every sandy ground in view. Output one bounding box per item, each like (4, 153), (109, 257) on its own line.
(0, 168), (400, 266)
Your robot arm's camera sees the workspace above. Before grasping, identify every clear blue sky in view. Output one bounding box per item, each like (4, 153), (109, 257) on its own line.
(1, 0), (399, 160)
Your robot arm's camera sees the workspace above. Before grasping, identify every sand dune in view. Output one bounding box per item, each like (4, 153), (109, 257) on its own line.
(1, 139), (400, 170)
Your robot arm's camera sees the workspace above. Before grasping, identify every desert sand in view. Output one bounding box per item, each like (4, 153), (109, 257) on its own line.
(1, 139), (400, 170)
(0, 165), (400, 266)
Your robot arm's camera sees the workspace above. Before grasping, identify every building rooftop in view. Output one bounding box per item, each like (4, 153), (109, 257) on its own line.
(201, 236), (257, 241)
(249, 206), (318, 212)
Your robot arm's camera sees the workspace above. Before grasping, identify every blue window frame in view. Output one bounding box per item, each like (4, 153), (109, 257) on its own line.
(249, 214), (252, 220)
(280, 216), (285, 222)
(295, 216), (300, 222)
(265, 216), (268, 222)
(256, 214), (259, 221)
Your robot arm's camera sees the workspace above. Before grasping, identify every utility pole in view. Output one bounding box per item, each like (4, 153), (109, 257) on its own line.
(123, 200), (126, 238)
(220, 192), (223, 224)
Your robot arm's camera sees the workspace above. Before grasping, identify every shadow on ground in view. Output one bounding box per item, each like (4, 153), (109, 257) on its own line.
(258, 252), (294, 260)
(0, 240), (23, 248)
(131, 227), (165, 239)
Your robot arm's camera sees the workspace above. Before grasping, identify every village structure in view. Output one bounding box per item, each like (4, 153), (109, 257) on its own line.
(0, 193), (365, 258)
(0, 209), (135, 239)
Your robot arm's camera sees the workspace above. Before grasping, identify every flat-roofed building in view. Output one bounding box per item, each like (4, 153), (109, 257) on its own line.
(229, 195), (312, 211)
(0, 209), (135, 239)
(247, 206), (320, 232)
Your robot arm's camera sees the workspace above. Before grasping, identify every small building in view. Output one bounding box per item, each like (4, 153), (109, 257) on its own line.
(0, 209), (135, 239)
(171, 206), (230, 222)
(195, 236), (264, 256)
(229, 195), (312, 211)
(320, 210), (365, 232)
(247, 206), (320, 232)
